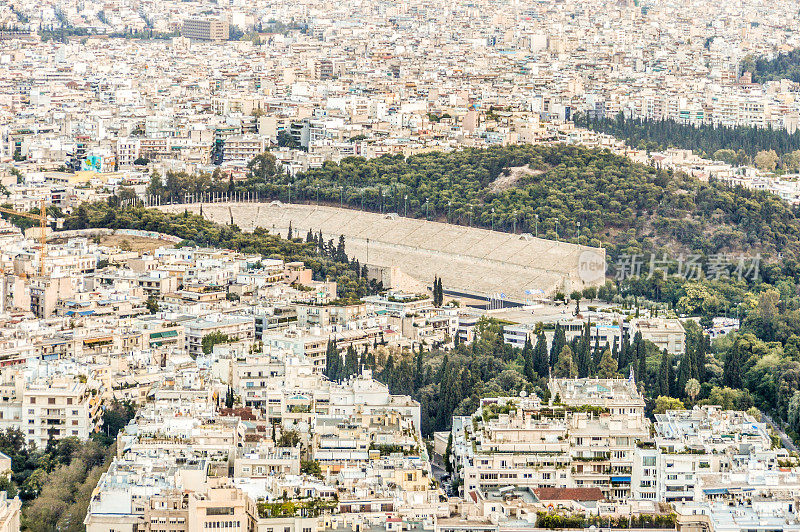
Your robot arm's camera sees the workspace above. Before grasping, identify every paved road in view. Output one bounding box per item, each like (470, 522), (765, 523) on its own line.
(763, 413), (798, 453)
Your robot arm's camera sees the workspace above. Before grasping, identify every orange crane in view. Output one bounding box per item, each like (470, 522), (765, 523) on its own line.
(0, 198), (48, 277)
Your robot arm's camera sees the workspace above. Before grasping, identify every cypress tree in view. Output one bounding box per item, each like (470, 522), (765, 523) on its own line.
(634, 332), (646, 383)
(550, 324), (566, 368)
(693, 332), (707, 382)
(667, 351), (677, 397)
(382, 354), (396, 389)
(324, 339), (339, 381)
(522, 336), (535, 381)
(534, 331), (549, 378)
(337, 235), (347, 262)
(723, 340), (743, 389)
(343, 345), (358, 380)
(414, 343), (425, 391)
(460, 367), (474, 398)
(658, 350), (670, 397)
(676, 353), (691, 397)
(619, 332), (630, 369)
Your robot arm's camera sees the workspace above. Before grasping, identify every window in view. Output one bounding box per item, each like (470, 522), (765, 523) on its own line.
(67, 398), (72, 405)
(29, 398), (35, 404)
(48, 398), (56, 405)
(206, 507), (234, 516)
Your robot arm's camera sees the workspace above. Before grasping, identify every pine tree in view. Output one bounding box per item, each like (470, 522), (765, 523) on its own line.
(287, 221), (293, 240)
(553, 345), (577, 378)
(306, 229), (314, 243)
(597, 349), (618, 378)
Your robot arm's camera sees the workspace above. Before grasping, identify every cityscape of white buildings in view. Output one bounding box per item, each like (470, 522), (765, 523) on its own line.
(0, 0), (798, 204)
(0, 224), (785, 532)
(0, 0), (797, 530)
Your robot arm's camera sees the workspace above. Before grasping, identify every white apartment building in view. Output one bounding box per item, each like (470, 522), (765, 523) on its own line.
(223, 135), (267, 163)
(632, 406), (778, 503)
(183, 316), (255, 358)
(452, 378), (648, 501)
(0, 374), (102, 448)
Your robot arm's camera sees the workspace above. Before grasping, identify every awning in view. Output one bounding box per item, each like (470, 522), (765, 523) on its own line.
(611, 476), (631, 483)
(703, 488), (728, 495)
(84, 336), (112, 345)
(151, 330), (178, 339)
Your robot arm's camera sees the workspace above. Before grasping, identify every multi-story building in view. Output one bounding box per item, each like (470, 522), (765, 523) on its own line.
(183, 316), (255, 358)
(223, 135), (267, 163)
(181, 17), (229, 42)
(0, 374), (102, 448)
(628, 318), (686, 355)
(632, 406), (779, 503)
(452, 378), (648, 501)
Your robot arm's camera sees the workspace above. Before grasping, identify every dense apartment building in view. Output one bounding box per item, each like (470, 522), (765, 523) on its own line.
(183, 315), (255, 358)
(451, 378), (649, 501)
(0, 374), (102, 448)
(181, 17), (229, 42)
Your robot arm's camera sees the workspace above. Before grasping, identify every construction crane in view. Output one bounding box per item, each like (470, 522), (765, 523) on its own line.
(0, 198), (48, 277)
